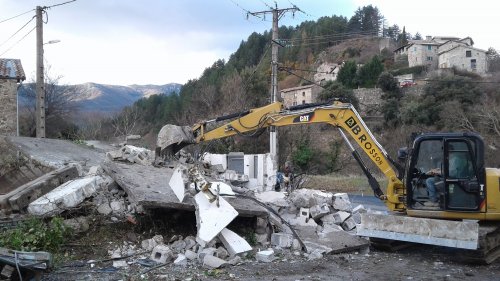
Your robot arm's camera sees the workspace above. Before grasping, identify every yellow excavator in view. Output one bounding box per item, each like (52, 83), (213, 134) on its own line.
(155, 100), (500, 263)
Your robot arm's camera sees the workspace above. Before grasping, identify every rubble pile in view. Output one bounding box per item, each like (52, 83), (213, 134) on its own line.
(0, 142), (370, 277)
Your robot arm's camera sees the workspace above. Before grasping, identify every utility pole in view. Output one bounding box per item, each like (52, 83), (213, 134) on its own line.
(248, 4), (300, 163)
(35, 6), (45, 138)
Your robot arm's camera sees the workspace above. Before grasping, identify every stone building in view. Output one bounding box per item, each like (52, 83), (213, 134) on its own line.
(394, 36), (488, 75)
(0, 58), (26, 136)
(280, 85), (322, 108)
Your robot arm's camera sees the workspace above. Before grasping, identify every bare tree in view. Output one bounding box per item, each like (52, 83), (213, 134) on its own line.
(111, 106), (139, 140)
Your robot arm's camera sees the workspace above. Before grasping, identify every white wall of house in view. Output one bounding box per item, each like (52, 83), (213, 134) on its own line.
(203, 153), (277, 191)
(439, 46), (487, 74)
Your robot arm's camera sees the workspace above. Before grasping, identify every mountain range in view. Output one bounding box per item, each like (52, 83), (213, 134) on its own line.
(67, 82), (182, 112)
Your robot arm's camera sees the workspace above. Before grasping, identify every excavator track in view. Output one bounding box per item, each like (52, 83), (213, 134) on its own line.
(458, 224), (500, 264)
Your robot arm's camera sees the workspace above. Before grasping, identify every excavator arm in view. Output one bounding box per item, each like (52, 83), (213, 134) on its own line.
(157, 101), (406, 211)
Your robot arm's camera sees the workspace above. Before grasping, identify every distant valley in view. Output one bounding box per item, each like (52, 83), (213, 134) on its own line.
(67, 82), (182, 112)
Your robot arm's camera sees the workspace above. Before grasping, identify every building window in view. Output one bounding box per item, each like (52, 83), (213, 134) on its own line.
(471, 59), (477, 70)
(302, 100), (306, 104)
(427, 45), (432, 50)
(427, 56), (433, 61)
(466, 50), (472, 57)
(302, 91), (305, 97)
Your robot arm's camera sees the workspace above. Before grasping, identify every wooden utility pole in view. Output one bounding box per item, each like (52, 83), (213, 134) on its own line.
(248, 4), (300, 162)
(35, 6), (45, 138)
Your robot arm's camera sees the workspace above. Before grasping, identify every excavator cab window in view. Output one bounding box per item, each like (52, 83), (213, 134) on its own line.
(444, 140), (480, 210)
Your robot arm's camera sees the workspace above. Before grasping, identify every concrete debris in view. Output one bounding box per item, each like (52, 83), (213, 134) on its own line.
(110, 200), (126, 213)
(0, 164), (79, 212)
(173, 254), (188, 266)
(184, 250), (197, 261)
(97, 202), (113, 215)
(150, 245), (173, 264)
(256, 249), (275, 263)
(331, 211), (351, 224)
(0, 265), (14, 279)
(171, 240), (187, 254)
(254, 191), (288, 207)
(352, 204), (367, 214)
(197, 247), (217, 261)
(333, 193), (352, 212)
(310, 203), (330, 220)
(218, 228), (252, 256)
(203, 255), (227, 269)
(351, 212), (362, 224)
(271, 233), (293, 248)
(194, 191), (238, 246)
(215, 246), (229, 260)
(288, 189), (333, 208)
(342, 217), (357, 231)
(169, 166), (187, 202)
(227, 255), (242, 266)
(307, 249), (324, 260)
(27, 176), (103, 216)
(106, 145), (154, 165)
(112, 260), (128, 268)
(63, 216), (90, 233)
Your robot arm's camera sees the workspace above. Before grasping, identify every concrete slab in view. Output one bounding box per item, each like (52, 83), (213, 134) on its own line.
(169, 166), (186, 202)
(101, 160), (267, 217)
(0, 165), (79, 211)
(6, 137), (105, 169)
(218, 228), (252, 256)
(27, 176), (101, 216)
(194, 192), (238, 245)
(295, 226), (369, 254)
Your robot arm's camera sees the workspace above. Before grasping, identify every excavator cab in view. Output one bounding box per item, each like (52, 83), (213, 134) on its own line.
(406, 133), (486, 212)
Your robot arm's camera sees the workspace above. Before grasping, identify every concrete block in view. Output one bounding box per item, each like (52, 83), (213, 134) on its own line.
(152, 235), (164, 244)
(352, 204), (367, 214)
(27, 176), (101, 216)
(2, 165), (79, 211)
(141, 239), (158, 251)
(333, 193), (352, 211)
(289, 189), (333, 208)
(256, 249), (275, 263)
(174, 254), (188, 266)
(150, 245), (173, 264)
(194, 191), (238, 245)
(342, 217), (357, 231)
(320, 214), (335, 224)
(169, 166), (186, 202)
(227, 255), (242, 265)
(218, 228), (252, 257)
(184, 250), (197, 261)
(299, 208), (310, 220)
(271, 233), (293, 248)
(110, 200), (125, 213)
(332, 211), (351, 224)
(292, 239), (302, 250)
(203, 255), (227, 269)
(184, 236), (197, 250)
(310, 203), (331, 220)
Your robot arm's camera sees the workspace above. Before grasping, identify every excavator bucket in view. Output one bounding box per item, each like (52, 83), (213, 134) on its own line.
(155, 124), (195, 164)
(357, 213), (479, 250)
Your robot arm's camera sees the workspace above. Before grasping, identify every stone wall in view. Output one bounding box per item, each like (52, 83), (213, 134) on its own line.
(0, 79), (17, 136)
(353, 88), (383, 116)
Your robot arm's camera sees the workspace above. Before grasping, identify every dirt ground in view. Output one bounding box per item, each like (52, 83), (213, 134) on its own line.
(43, 243), (500, 281)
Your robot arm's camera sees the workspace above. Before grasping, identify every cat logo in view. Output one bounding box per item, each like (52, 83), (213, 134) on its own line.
(293, 112), (314, 123)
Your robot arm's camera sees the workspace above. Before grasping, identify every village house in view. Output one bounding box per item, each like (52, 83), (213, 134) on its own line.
(280, 84), (322, 108)
(394, 36), (488, 75)
(0, 58), (26, 136)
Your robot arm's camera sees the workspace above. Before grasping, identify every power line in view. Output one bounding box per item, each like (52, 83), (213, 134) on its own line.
(0, 25), (36, 57)
(0, 16), (35, 49)
(45, 0), (77, 9)
(0, 9), (35, 24)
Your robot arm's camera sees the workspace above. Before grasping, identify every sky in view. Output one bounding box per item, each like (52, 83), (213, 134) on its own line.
(0, 0), (497, 86)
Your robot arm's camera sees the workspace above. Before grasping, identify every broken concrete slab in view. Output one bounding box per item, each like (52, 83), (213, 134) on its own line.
(289, 189), (333, 208)
(27, 176), (102, 216)
(106, 145), (154, 165)
(218, 228), (252, 256)
(194, 192), (238, 245)
(169, 166), (186, 202)
(101, 160), (267, 217)
(0, 164), (79, 211)
(295, 225), (369, 255)
(256, 249), (275, 263)
(6, 136), (106, 169)
(254, 191), (288, 208)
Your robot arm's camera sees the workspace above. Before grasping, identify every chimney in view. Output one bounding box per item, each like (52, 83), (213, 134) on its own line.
(426, 36), (432, 41)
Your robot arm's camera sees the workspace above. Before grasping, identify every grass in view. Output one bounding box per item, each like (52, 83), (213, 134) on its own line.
(302, 174), (388, 195)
